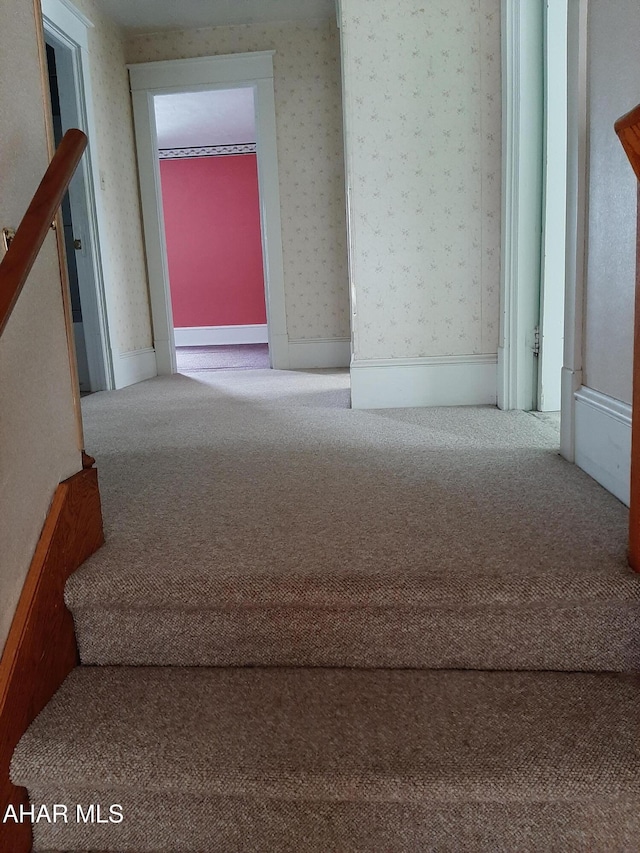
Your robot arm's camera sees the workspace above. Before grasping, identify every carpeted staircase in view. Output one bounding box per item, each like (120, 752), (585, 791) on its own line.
(10, 369), (640, 851)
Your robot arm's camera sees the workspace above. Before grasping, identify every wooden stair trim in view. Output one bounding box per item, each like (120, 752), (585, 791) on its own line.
(615, 104), (640, 571)
(0, 468), (104, 851)
(615, 104), (640, 182)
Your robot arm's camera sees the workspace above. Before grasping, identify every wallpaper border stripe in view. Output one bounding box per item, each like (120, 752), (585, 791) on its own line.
(158, 143), (257, 159)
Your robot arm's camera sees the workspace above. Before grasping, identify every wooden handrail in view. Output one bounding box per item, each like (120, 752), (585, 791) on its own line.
(0, 129), (87, 338)
(615, 103), (640, 572)
(616, 104), (640, 181)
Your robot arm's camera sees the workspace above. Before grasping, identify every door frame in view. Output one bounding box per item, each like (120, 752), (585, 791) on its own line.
(128, 52), (289, 373)
(41, 0), (114, 390)
(559, 0), (589, 460)
(538, 0), (569, 413)
(498, 0), (544, 412)
(499, 0), (586, 460)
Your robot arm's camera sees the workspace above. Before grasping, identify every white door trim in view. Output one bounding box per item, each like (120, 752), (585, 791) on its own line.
(538, 0), (569, 413)
(560, 0), (589, 461)
(41, 0), (115, 390)
(128, 53), (289, 373)
(498, 0), (545, 412)
(500, 0), (586, 462)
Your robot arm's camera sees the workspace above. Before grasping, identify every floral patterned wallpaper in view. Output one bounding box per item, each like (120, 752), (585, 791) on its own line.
(126, 20), (351, 342)
(340, 0), (501, 360)
(71, 0), (153, 354)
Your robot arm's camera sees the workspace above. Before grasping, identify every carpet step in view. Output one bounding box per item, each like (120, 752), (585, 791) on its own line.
(11, 667), (640, 851)
(65, 568), (640, 669)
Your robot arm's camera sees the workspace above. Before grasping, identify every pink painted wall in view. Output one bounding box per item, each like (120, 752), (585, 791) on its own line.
(159, 154), (266, 328)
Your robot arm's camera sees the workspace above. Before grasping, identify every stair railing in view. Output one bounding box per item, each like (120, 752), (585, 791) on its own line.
(615, 103), (640, 572)
(0, 128), (87, 338)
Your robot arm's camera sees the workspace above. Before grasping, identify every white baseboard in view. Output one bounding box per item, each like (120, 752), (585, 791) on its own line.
(174, 324), (268, 347)
(113, 347), (157, 389)
(287, 338), (351, 369)
(574, 386), (631, 506)
(350, 354), (498, 409)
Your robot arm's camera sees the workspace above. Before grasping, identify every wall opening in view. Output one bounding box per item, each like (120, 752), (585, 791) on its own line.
(154, 88), (270, 373)
(44, 40), (92, 393)
(42, 0), (114, 393)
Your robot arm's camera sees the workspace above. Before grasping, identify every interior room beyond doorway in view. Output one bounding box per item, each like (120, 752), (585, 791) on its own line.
(154, 87), (269, 374)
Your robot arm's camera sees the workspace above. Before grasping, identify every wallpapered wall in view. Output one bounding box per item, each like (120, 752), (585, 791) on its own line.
(160, 155), (267, 328)
(582, 0), (640, 405)
(339, 0), (502, 360)
(71, 0), (153, 355)
(0, 0), (81, 654)
(126, 20), (350, 343)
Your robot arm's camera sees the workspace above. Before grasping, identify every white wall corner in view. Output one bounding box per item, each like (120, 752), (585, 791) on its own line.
(350, 355), (498, 410)
(174, 325), (269, 347)
(559, 365), (582, 462)
(574, 386), (631, 506)
(113, 347), (157, 389)
(287, 338), (350, 370)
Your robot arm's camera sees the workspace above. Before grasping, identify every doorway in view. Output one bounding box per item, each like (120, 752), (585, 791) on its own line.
(129, 52), (289, 374)
(528, 0), (571, 443)
(44, 41), (91, 393)
(154, 88), (270, 374)
(42, 0), (112, 392)
(499, 0), (573, 449)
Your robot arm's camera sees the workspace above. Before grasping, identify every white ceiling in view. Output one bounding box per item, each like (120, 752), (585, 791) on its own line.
(154, 89), (256, 149)
(94, 0), (336, 33)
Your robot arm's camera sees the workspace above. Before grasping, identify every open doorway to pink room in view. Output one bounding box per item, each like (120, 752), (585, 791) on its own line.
(155, 88), (270, 374)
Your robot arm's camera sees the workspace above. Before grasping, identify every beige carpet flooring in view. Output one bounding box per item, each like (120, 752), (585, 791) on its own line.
(62, 368), (640, 670)
(11, 368), (640, 851)
(11, 667), (640, 852)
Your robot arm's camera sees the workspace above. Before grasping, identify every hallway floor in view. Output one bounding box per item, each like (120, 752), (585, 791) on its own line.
(12, 368), (640, 851)
(70, 368), (638, 671)
(175, 343), (270, 372)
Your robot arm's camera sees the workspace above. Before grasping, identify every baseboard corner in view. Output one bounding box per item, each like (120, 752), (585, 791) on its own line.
(574, 385), (631, 505)
(113, 347), (157, 389)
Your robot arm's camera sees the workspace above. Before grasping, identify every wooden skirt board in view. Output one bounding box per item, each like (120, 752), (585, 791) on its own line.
(0, 467), (104, 852)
